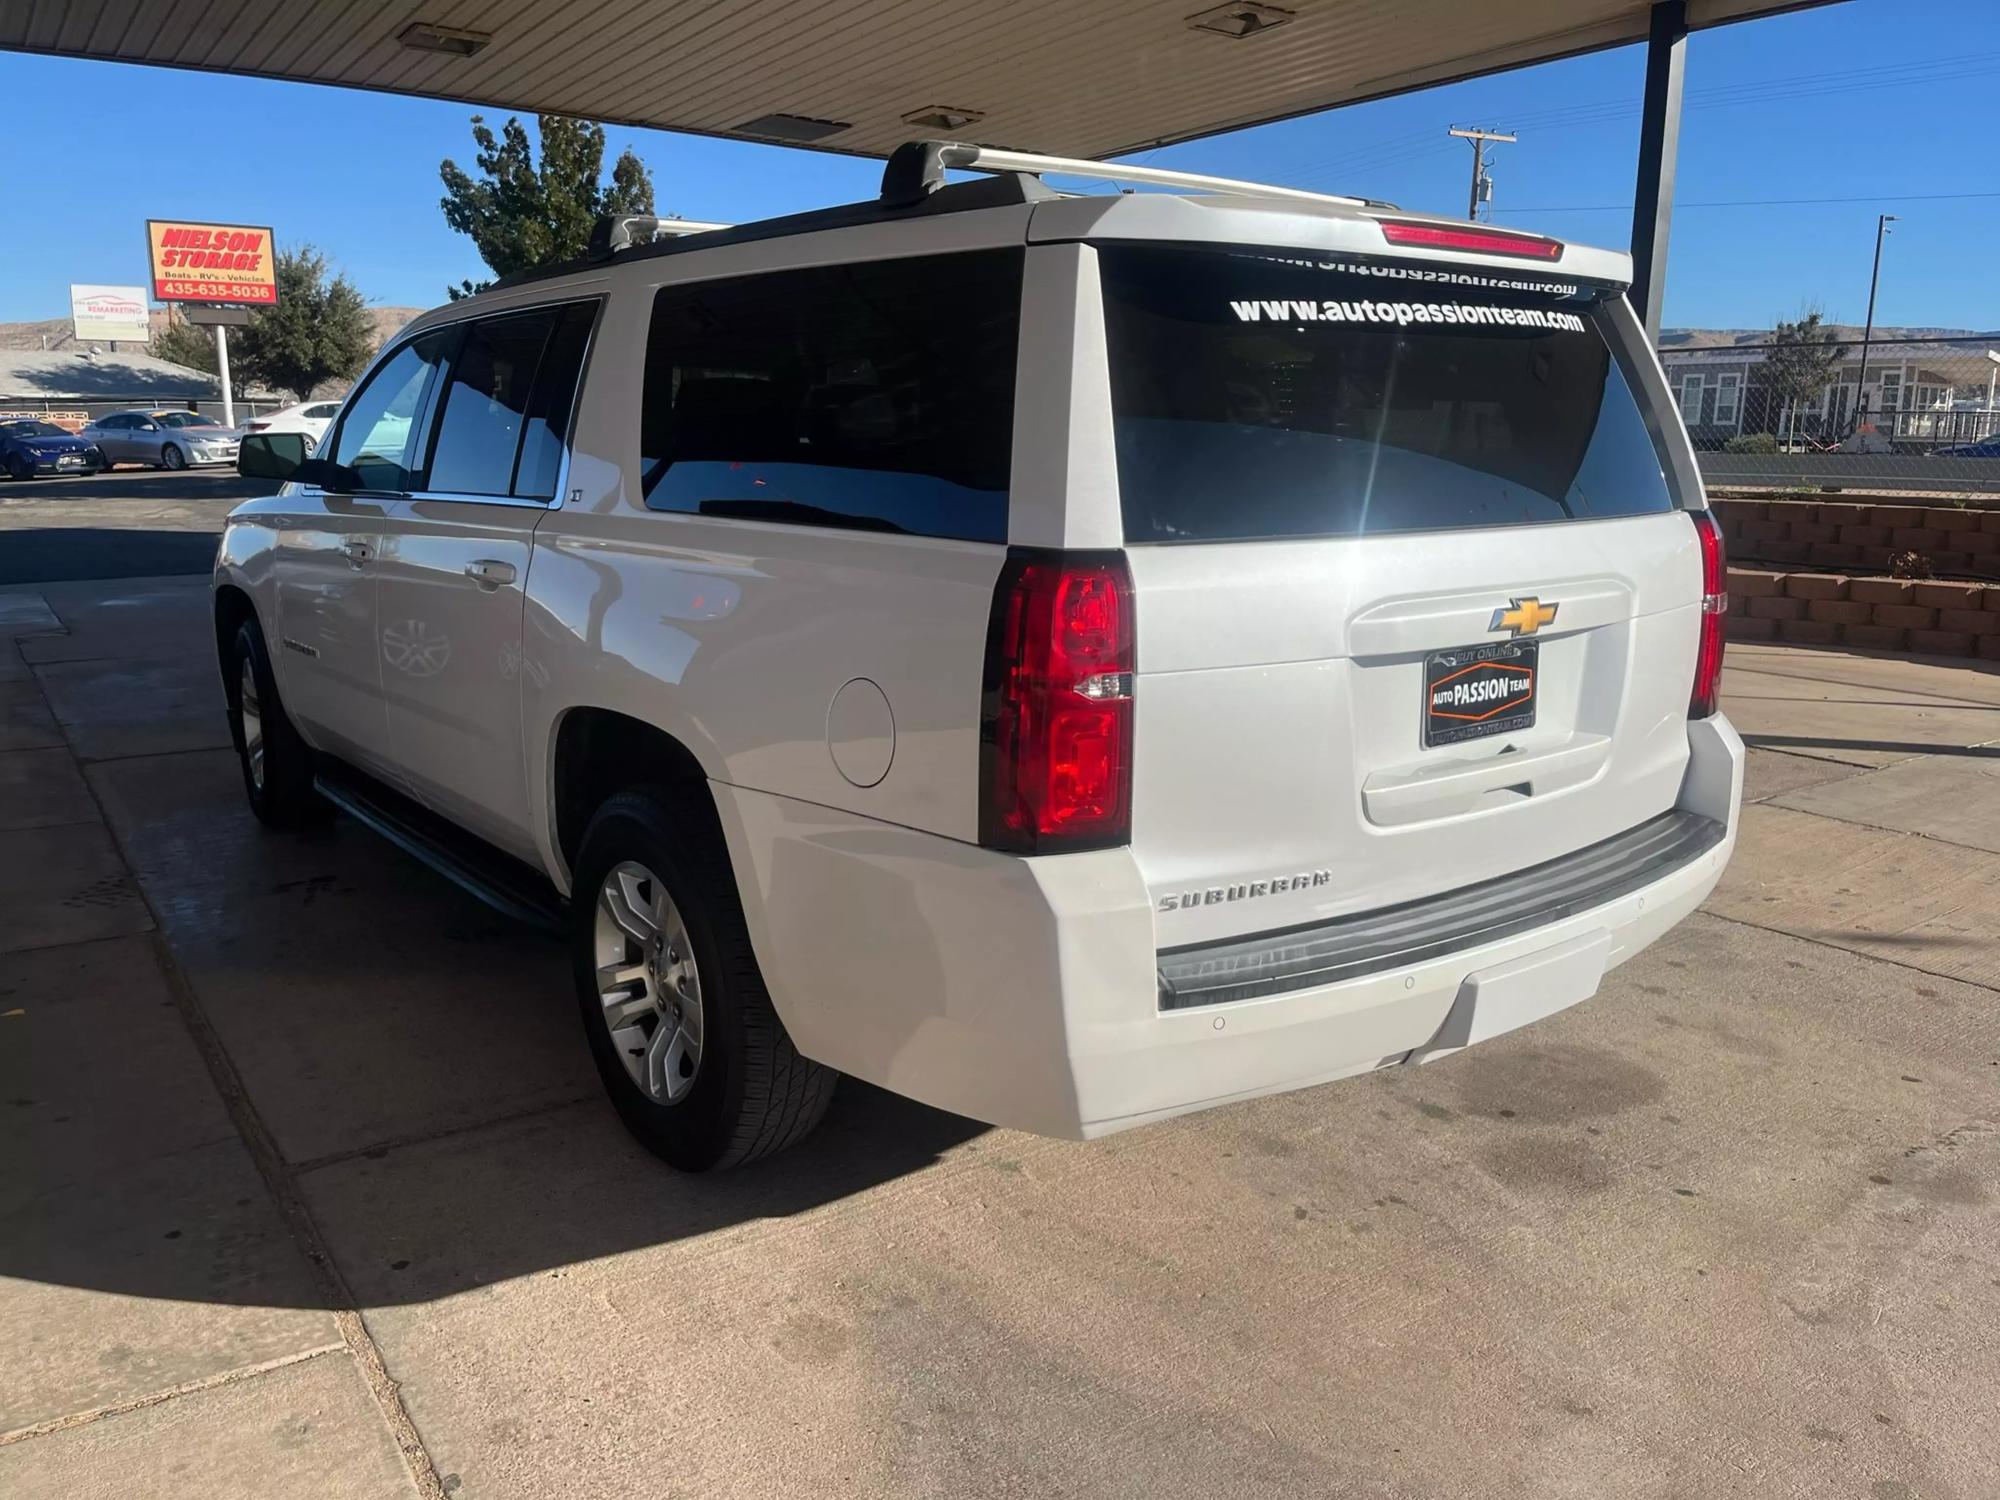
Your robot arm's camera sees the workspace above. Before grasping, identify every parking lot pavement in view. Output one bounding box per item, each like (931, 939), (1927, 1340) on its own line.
(2, 566), (1996, 1499)
(0, 468), (245, 584)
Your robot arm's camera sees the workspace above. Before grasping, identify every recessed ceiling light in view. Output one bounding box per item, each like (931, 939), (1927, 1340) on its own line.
(1185, 3), (1295, 39)
(735, 113), (853, 144)
(397, 22), (492, 57)
(901, 105), (987, 132)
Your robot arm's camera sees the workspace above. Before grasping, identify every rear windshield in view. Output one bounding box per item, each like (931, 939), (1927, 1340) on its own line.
(1099, 245), (1675, 544)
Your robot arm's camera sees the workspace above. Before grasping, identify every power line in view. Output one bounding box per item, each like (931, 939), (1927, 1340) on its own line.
(1496, 191), (2000, 214)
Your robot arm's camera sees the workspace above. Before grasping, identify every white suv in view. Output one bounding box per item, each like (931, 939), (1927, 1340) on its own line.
(216, 142), (1742, 1171)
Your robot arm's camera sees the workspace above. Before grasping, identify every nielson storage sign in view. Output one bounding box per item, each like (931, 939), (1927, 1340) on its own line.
(145, 220), (278, 305)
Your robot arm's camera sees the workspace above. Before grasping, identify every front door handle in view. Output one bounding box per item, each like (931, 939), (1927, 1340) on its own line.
(339, 539), (372, 569)
(464, 558), (517, 590)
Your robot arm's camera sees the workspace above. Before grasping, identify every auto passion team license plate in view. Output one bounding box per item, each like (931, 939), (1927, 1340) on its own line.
(1423, 640), (1538, 748)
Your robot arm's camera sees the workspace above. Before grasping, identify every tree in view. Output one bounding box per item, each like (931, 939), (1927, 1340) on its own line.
(151, 311), (218, 375)
(231, 247), (374, 403)
(440, 114), (655, 298)
(1764, 308), (1848, 443)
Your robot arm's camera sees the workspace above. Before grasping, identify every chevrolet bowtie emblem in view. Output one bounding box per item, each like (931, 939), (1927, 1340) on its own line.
(1491, 597), (1559, 637)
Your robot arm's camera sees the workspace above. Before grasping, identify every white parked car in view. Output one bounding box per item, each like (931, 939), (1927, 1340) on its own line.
(214, 142), (1742, 1171)
(242, 399), (344, 454)
(83, 408), (241, 469)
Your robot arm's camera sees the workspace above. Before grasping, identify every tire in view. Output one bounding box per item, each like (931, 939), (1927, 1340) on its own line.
(571, 786), (837, 1171)
(223, 618), (326, 828)
(3, 455), (30, 482)
(161, 443), (187, 471)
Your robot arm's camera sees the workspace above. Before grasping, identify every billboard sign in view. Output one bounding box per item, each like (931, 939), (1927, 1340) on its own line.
(145, 220), (278, 305)
(70, 284), (151, 342)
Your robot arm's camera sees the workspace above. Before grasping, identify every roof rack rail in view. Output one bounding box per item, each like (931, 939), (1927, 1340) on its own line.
(880, 139), (1388, 210)
(587, 215), (734, 261)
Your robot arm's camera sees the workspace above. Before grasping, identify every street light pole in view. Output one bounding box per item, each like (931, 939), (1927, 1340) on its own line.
(1853, 213), (1896, 426)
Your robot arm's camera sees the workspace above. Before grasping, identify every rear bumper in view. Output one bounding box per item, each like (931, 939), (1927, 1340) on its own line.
(714, 714), (1743, 1140)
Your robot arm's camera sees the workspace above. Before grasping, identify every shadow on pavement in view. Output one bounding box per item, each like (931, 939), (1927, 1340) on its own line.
(1741, 733), (2000, 759)
(0, 527), (220, 584)
(4, 733), (989, 1311)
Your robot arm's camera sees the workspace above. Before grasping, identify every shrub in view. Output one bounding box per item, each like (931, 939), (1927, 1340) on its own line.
(1722, 432), (1780, 454)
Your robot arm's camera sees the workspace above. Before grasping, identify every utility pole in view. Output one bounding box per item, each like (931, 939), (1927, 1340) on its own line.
(1853, 213), (1896, 425)
(1449, 126), (1515, 221)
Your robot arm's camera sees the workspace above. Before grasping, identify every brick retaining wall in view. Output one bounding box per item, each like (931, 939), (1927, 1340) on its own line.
(1728, 568), (2000, 660)
(1710, 498), (2000, 580)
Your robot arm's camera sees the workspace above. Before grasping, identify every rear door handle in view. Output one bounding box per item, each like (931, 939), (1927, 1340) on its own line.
(464, 558), (517, 590)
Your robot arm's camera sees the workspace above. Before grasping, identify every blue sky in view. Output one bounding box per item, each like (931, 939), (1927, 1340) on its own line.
(0, 0), (1992, 333)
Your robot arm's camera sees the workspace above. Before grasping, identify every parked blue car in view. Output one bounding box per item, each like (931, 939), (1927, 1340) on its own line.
(1935, 436), (2000, 460)
(0, 418), (105, 479)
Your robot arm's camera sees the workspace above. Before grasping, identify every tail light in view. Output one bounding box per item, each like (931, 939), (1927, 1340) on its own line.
(1376, 218), (1564, 261)
(1689, 509), (1728, 718)
(980, 550), (1135, 854)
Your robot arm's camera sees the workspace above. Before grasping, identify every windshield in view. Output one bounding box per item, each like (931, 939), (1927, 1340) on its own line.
(1, 420), (67, 438)
(157, 412), (222, 428)
(1099, 245), (1676, 544)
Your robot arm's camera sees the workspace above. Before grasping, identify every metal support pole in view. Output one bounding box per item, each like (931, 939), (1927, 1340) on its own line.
(1629, 0), (1687, 341)
(214, 324), (235, 429)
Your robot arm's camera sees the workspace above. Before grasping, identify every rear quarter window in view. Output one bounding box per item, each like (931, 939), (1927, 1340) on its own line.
(639, 249), (1022, 543)
(1099, 245), (1675, 544)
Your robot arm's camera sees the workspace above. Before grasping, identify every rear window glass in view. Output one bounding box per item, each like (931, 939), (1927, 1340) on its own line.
(639, 249), (1022, 542)
(1099, 245), (1674, 544)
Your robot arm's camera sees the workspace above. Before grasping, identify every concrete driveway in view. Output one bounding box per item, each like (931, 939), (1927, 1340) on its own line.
(3, 544), (1997, 1496)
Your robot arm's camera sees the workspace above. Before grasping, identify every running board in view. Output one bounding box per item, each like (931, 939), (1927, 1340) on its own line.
(314, 763), (565, 932)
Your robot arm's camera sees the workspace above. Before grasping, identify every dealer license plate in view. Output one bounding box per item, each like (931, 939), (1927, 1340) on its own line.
(1423, 640), (1538, 748)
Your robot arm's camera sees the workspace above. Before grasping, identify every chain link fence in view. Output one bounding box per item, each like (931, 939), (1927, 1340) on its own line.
(1660, 335), (2000, 493)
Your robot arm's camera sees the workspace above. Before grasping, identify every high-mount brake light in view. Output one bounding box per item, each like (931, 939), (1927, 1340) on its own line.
(1689, 509), (1728, 718)
(980, 551), (1135, 854)
(1376, 219), (1564, 261)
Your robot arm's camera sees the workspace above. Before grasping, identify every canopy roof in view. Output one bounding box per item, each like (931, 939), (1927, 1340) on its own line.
(3, 1), (1833, 161)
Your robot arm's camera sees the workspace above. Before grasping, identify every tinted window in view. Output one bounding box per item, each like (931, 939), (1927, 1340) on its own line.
(100, 415), (131, 429)
(159, 412), (220, 428)
(308, 404), (341, 420)
(427, 311), (555, 496)
(332, 332), (450, 491)
(514, 302), (596, 500)
(639, 250), (1020, 542)
(1099, 246), (1674, 544)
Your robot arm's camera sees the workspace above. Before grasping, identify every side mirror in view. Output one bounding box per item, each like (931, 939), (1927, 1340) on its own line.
(139, 421), (159, 432)
(237, 431), (307, 481)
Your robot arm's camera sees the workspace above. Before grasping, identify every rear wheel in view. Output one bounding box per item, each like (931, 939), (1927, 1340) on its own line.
(223, 619), (325, 828)
(571, 787), (836, 1171)
(160, 443), (186, 471)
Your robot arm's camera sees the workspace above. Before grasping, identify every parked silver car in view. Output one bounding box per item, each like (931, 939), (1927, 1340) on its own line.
(82, 409), (242, 470)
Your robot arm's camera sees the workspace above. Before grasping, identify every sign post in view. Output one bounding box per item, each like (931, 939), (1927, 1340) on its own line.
(214, 326), (235, 429)
(145, 220), (278, 424)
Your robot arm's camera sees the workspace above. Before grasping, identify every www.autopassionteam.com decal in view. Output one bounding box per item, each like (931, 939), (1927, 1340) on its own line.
(1240, 252), (1580, 297)
(1229, 298), (1587, 331)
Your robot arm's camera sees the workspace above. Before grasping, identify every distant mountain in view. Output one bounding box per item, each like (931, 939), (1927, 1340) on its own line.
(0, 306), (424, 355)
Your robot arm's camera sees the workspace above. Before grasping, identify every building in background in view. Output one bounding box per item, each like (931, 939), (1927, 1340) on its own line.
(1659, 327), (2000, 452)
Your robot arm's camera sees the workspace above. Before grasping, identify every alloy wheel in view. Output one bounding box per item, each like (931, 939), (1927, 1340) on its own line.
(593, 860), (704, 1104)
(237, 657), (265, 791)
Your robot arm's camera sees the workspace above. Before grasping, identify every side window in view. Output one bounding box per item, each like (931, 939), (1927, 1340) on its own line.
(639, 250), (1021, 542)
(426, 310), (557, 496)
(308, 403), (341, 420)
(513, 302), (596, 500)
(331, 332), (450, 491)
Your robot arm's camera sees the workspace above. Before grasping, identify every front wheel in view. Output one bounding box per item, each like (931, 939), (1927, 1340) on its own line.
(223, 619), (325, 828)
(3, 455), (31, 481)
(160, 443), (186, 471)
(571, 787), (836, 1171)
